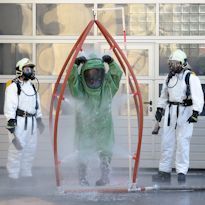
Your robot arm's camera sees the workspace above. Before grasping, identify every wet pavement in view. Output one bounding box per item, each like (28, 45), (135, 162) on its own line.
(0, 168), (205, 205)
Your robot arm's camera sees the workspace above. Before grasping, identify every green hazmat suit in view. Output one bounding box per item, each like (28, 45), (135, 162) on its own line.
(68, 58), (122, 161)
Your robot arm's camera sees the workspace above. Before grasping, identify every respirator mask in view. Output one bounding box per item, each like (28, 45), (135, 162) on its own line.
(22, 66), (35, 81)
(168, 60), (183, 74)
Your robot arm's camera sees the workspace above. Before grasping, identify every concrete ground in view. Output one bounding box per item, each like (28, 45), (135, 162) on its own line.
(1, 168), (205, 205)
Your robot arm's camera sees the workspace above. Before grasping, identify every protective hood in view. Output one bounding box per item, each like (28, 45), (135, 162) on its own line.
(81, 58), (104, 71)
(81, 58), (105, 92)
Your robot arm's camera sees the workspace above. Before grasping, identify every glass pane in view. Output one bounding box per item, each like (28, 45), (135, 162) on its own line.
(37, 44), (73, 75)
(159, 44), (205, 76)
(106, 48), (149, 76)
(36, 43), (95, 75)
(160, 3), (205, 36)
(174, 5), (182, 13)
(160, 13), (173, 22)
(119, 83), (148, 116)
(0, 44), (32, 75)
(36, 4), (94, 35)
(127, 49), (149, 76)
(160, 4), (173, 13)
(97, 4), (156, 36)
(190, 4), (199, 13)
(182, 4), (190, 13)
(160, 23), (173, 36)
(41, 83), (76, 116)
(38, 83), (52, 116)
(173, 14), (181, 22)
(0, 83), (6, 115)
(0, 4), (32, 35)
(199, 5), (205, 12)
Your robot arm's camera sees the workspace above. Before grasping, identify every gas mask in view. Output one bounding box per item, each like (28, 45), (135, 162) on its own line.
(84, 68), (105, 89)
(22, 66), (35, 81)
(168, 60), (183, 75)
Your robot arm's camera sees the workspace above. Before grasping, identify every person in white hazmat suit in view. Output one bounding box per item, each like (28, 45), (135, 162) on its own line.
(4, 58), (45, 179)
(152, 49), (204, 183)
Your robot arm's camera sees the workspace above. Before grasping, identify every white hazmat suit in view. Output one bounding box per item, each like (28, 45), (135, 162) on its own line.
(157, 50), (204, 176)
(4, 59), (42, 179)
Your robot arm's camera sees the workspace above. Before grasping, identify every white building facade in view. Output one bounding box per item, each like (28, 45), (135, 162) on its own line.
(0, 0), (205, 169)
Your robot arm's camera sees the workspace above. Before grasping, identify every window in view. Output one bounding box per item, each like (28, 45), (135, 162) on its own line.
(159, 44), (205, 76)
(160, 4), (205, 36)
(118, 83), (149, 116)
(0, 4), (32, 35)
(0, 43), (32, 75)
(97, 4), (156, 36)
(36, 4), (94, 35)
(36, 44), (73, 75)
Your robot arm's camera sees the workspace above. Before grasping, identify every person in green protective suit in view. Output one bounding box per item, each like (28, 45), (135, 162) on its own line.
(68, 54), (122, 186)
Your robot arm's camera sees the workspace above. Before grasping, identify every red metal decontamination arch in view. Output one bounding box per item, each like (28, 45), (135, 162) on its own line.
(49, 20), (144, 191)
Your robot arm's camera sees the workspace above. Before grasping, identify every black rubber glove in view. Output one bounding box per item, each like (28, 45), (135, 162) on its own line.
(6, 119), (17, 133)
(75, 56), (87, 66)
(155, 108), (164, 122)
(102, 55), (113, 64)
(37, 118), (45, 134)
(187, 110), (199, 123)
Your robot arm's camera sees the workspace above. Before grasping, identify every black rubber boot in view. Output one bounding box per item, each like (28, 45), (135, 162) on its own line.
(78, 163), (89, 186)
(152, 171), (171, 183)
(96, 157), (110, 186)
(177, 173), (186, 184)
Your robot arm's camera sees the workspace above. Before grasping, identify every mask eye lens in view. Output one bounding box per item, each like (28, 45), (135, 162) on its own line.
(168, 61), (180, 67)
(84, 69), (105, 89)
(23, 66), (33, 73)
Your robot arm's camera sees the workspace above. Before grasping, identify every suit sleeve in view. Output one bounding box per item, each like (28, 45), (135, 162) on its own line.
(106, 61), (123, 96)
(157, 79), (169, 109)
(4, 83), (18, 120)
(36, 93), (43, 118)
(67, 64), (82, 97)
(190, 74), (204, 113)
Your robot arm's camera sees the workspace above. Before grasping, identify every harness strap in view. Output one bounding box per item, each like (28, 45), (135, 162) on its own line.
(185, 72), (191, 100)
(175, 104), (179, 129)
(31, 84), (39, 110)
(16, 108), (36, 134)
(167, 100), (193, 127)
(167, 103), (171, 126)
(168, 99), (192, 106)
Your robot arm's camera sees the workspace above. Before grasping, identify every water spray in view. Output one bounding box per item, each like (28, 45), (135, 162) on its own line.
(49, 19), (144, 193)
